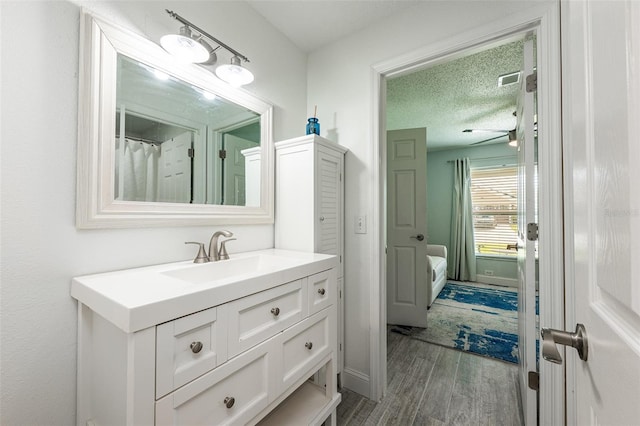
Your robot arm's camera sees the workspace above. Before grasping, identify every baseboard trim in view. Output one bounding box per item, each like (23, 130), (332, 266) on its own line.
(342, 367), (370, 398)
(475, 274), (518, 288)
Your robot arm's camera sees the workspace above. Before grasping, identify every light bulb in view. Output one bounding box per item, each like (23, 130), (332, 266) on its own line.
(160, 33), (210, 64)
(215, 57), (254, 87)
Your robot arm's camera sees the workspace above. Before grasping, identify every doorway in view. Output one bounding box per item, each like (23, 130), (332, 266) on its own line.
(385, 34), (536, 422)
(370, 4), (563, 425)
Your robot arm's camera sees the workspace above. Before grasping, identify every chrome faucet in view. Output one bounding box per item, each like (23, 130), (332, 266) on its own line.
(209, 230), (234, 262)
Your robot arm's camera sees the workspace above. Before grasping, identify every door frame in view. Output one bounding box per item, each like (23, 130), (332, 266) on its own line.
(369, 2), (564, 424)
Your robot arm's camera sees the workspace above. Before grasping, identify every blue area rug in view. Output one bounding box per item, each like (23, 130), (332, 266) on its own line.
(392, 282), (520, 364)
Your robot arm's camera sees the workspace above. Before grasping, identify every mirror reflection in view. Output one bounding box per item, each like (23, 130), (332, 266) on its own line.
(114, 54), (261, 206)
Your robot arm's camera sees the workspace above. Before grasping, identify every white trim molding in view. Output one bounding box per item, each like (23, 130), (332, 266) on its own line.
(476, 275), (519, 288)
(342, 367), (371, 399)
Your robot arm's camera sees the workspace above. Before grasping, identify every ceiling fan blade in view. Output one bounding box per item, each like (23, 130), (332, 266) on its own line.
(463, 128), (511, 133)
(470, 134), (509, 145)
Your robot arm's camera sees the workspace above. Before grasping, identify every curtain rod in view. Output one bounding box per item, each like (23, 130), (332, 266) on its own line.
(116, 135), (160, 146)
(446, 155), (516, 163)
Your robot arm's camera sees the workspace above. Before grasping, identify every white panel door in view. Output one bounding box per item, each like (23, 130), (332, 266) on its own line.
(386, 128), (428, 328)
(223, 134), (257, 205)
(159, 131), (192, 203)
(562, 1), (640, 423)
(516, 34), (537, 426)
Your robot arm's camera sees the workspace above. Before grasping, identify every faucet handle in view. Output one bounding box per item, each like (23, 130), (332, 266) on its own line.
(185, 242), (209, 263)
(218, 238), (236, 261)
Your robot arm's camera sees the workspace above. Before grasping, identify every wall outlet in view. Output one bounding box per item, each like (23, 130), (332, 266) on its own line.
(355, 215), (367, 234)
(484, 270), (494, 276)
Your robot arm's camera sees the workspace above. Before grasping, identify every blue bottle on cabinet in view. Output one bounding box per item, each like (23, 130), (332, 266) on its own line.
(306, 117), (320, 135)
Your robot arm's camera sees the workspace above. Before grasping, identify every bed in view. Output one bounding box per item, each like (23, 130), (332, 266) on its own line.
(427, 244), (448, 307)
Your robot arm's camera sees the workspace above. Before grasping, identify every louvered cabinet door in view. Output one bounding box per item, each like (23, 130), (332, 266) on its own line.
(315, 147), (343, 275)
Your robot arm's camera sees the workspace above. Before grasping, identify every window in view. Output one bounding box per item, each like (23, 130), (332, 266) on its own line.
(470, 166), (518, 256)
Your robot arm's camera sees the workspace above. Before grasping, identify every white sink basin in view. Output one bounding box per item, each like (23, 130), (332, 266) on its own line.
(71, 249), (338, 333)
(161, 253), (302, 285)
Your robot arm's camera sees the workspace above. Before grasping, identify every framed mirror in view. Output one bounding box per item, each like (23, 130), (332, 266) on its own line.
(76, 11), (274, 228)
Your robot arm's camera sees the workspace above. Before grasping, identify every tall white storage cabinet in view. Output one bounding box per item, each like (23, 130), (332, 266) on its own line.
(275, 135), (347, 375)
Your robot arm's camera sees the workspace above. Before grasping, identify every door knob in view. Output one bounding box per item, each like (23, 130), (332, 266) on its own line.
(410, 234), (425, 242)
(541, 323), (588, 364)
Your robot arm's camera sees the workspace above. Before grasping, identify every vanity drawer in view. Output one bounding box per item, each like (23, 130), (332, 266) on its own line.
(227, 280), (307, 358)
(155, 339), (274, 426)
(278, 307), (333, 392)
(308, 269), (335, 315)
(156, 306), (228, 398)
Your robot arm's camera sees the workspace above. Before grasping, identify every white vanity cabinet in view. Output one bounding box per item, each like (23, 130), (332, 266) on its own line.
(73, 249), (340, 426)
(274, 135), (347, 374)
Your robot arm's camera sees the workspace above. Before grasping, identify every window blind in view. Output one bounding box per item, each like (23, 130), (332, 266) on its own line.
(470, 166), (518, 256)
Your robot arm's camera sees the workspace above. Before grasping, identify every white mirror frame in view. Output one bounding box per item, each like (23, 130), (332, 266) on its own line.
(76, 11), (274, 228)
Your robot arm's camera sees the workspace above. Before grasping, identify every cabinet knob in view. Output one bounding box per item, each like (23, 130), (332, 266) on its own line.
(317, 288), (326, 296)
(305, 341), (313, 350)
(271, 307), (280, 317)
(319, 216), (325, 222)
(224, 396), (235, 409)
(190, 341), (203, 354)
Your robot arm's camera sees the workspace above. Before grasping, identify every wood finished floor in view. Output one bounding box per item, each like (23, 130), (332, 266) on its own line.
(336, 328), (523, 426)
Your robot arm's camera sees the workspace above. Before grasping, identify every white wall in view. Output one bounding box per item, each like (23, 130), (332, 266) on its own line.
(306, 0), (551, 395)
(0, 1), (306, 424)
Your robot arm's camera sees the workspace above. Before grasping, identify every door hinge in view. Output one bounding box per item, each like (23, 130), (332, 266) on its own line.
(527, 223), (539, 241)
(526, 72), (537, 92)
(340, 172), (342, 182)
(339, 343), (342, 351)
(340, 255), (342, 263)
(187, 148), (195, 158)
(219, 149), (227, 159)
(528, 371), (539, 391)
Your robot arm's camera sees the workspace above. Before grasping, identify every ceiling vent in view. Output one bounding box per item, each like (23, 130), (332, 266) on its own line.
(498, 71), (521, 87)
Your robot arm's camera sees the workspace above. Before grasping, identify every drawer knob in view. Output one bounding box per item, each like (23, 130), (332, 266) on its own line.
(224, 396), (235, 409)
(305, 341), (313, 350)
(271, 307), (280, 317)
(190, 341), (203, 354)
(317, 288), (326, 296)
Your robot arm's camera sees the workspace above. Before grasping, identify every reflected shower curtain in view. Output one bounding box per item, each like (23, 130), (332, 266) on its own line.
(115, 138), (160, 202)
(448, 158), (477, 281)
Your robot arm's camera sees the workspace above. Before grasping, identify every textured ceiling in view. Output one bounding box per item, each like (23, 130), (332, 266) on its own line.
(386, 40), (525, 151)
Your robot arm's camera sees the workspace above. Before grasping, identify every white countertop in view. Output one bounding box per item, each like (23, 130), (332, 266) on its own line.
(71, 249), (337, 333)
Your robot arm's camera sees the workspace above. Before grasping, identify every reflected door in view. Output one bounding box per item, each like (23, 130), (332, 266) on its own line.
(222, 134), (258, 206)
(159, 131), (192, 203)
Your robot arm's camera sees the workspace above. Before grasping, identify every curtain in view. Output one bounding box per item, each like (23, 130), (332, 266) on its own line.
(115, 138), (160, 202)
(448, 158), (477, 281)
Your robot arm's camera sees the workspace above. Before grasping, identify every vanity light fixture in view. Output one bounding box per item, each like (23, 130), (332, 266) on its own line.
(160, 26), (210, 63)
(162, 10), (254, 86)
(216, 56), (255, 87)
